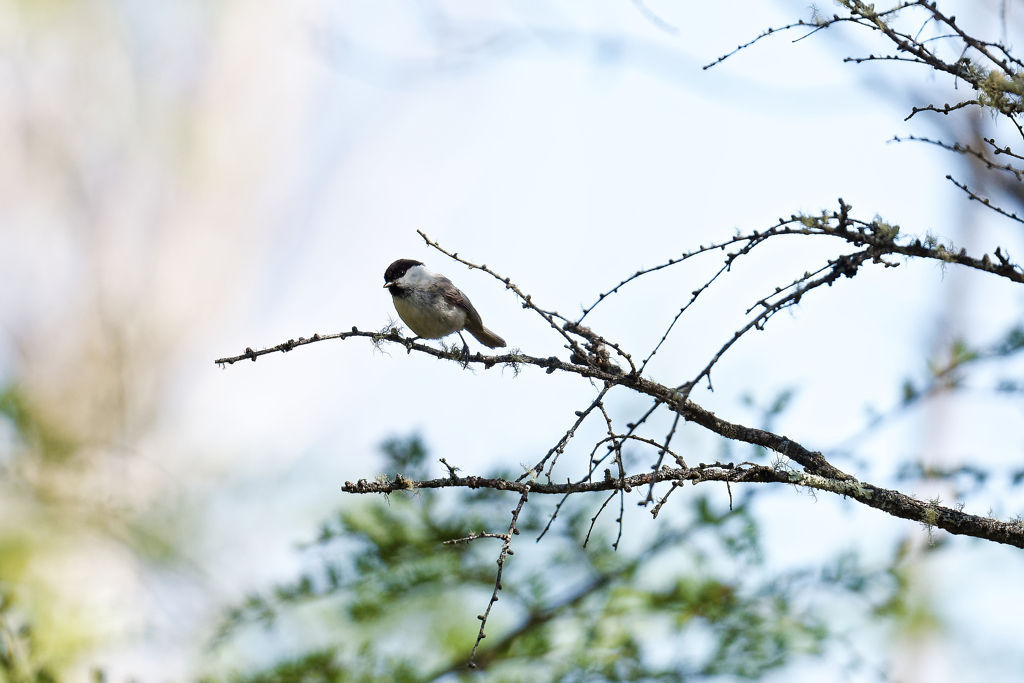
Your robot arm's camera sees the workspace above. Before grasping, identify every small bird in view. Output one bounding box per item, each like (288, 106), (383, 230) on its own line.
(383, 259), (506, 356)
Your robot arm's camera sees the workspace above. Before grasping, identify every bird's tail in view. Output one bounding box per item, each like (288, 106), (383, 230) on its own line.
(466, 324), (506, 349)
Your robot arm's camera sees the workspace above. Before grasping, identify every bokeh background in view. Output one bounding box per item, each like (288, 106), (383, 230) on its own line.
(1, 0), (1023, 680)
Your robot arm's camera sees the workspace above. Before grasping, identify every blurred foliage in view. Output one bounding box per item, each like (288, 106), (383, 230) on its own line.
(873, 551), (938, 631)
(0, 380), (190, 679)
(208, 436), (910, 683)
(0, 386), (76, 465)
(908, 324), (1024, 403)
(0, 590), (57, 683)
(849, 320), (1024, 464)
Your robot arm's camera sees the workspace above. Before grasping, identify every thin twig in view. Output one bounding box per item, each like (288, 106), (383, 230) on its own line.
(904, 100), (981, 121)
(468, 488), (531, 669)
(946, 174), (1024, 224)
(890, 135), (1024, 180)
(642, 413), (683, 507)
(416, 230), (597, 369)
(684, 249), (880, 398)
(583, 492), (617, 549)
(519, 385), (612, 483)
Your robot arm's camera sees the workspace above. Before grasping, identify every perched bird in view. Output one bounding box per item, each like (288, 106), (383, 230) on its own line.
(383, 259), (506, 356)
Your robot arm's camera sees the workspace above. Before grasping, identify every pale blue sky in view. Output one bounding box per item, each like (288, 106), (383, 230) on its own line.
(2, 0), (1024, 680)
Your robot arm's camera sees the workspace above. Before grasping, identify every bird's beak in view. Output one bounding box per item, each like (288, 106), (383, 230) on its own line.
(383, 282), (394, 288)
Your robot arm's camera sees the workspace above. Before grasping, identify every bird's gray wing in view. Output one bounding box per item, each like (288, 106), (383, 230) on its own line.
(440, 276), (506, 348)
(439, 277), (484, 329)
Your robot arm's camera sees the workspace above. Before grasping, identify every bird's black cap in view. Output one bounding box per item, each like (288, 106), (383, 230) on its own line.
(384, 259), (424, 284)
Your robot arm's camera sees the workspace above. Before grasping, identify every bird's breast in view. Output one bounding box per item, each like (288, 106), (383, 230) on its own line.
(392, 289), (467, 339)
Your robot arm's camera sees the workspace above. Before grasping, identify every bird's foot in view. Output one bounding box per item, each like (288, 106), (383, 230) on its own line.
(455, 332), (472, 368)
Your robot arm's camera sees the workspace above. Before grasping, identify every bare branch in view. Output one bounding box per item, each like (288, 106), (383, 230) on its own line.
(890, 135), (1024, 180)
(518, 385), (612, 483)
(946, 174), (1024, 224)
(702, 15), (861, 71)
(904, 100), (981, 120)
(468, 488), (531, 669)
(342, 463), (1024, 549)
(417, 230), (637, 375)
(215, 193), (1024, 556)
(583, 492), (617, 549)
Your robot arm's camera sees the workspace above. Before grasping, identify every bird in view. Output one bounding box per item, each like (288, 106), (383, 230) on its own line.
(383, 259), (506, 358)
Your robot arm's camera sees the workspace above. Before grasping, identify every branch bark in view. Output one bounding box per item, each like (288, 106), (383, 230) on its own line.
(345, 463), (1024, 549)
(216, 327), (1024, 549)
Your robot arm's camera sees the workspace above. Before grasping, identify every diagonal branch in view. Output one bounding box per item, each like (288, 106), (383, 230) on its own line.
(946, 174), (1024, 225)
(416, 230), (638, 375)
(224, 330), (1024, 547)
(215, 326), (853, 480)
